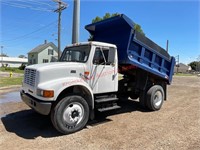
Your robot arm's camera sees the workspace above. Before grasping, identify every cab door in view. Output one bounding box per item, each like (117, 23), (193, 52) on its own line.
(90, 47), (118, 94)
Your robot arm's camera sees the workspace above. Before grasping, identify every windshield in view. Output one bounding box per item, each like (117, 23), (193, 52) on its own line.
(60, 45), (91, 63)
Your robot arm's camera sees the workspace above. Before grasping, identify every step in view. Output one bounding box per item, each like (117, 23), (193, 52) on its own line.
(98, 105), (121, 112)
(95, 94), (117, 99)
(95, 97), (119, 103)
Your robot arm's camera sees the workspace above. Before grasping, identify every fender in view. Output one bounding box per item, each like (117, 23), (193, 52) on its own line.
(37, 77), (94, 109)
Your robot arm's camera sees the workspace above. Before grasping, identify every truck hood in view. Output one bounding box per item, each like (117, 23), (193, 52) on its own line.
(27, 62), (84, 71)
(26, 62), (86, 85)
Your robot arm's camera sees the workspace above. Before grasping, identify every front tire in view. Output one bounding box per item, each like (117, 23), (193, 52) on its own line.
(51, 95), (89, 134)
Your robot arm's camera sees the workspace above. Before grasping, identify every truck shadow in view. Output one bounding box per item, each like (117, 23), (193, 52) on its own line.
(93, 99), (150, 120)
(1, 109), (62, 139)
(1, 100), (149, 139)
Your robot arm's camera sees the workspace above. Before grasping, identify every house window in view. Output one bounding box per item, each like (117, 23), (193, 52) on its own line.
(29, 60), (32, 64)
(43, 59), (49, 63)
(48, 49), (54, 55)
(33, 59), (36, 64)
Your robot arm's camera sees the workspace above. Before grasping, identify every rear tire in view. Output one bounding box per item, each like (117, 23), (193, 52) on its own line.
(146, 85), (164, 111)
(51, 95), (89, 134)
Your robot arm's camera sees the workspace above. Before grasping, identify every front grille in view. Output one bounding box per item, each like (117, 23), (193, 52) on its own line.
(24, 68), (36, 87)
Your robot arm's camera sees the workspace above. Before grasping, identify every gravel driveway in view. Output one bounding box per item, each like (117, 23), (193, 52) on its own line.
(0, 76), (200, 150)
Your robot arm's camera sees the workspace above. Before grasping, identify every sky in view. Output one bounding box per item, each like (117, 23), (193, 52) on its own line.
(0, 0), (199, 64)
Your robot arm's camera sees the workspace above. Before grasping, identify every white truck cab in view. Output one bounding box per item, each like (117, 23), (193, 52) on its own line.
(21, 41), (118, 134)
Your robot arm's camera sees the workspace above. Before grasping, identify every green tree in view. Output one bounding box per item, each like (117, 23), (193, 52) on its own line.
(103, 13), (111, 20)
(18, 55), (27, 58)
(92, 16), (102, 23)
(89, 13), (145, 41)
(134, 24), (145, 35)
(0, 53), (8, 57)
(111, 13), (120, 17)
(188, 61), (200, 71)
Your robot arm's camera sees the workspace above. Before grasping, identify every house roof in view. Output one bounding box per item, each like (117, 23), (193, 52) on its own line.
(28, 42), (58, 54)
(177, 63), (189, 68)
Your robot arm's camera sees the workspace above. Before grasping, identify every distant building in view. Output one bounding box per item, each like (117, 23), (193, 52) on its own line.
(0, 57), (28, 68)
(174, 63), (191, 73)
(28, 41), (58, 65)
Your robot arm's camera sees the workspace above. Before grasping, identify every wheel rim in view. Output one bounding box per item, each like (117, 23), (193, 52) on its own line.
(153, 91), (163, 107)
(63, 102), (84, 125)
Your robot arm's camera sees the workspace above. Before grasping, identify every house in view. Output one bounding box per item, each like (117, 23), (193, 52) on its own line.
(0, 56), (28, 68)
(28, 41), (58, 65)
(174, 63), (191, 73)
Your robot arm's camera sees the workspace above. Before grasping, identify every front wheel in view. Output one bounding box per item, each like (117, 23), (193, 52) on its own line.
(146, 85), (164, 111)
(51, 95), (89, 134)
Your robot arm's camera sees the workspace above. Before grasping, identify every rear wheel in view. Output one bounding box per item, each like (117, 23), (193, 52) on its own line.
(51, 95), (89, 134)
(146, 85), (164, 111)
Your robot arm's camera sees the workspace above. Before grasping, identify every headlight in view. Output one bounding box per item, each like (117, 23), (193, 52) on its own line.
(37, 89), (54, 98)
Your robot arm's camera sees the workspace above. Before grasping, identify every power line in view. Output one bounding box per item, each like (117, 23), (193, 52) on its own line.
(17, 0), (54, 8)
(1, 20), (57, 42)
(2, 15), (53, 34)
(1, 0), (54, 7)
(1, 0), (55, 12)
(2, 2), (53, 12)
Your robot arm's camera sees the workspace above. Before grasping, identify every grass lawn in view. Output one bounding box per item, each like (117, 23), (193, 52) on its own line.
(0, 77), (23, 87)
(0, 67), (24, 74)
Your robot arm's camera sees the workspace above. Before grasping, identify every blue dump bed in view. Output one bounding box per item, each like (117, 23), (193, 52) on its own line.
(85, 14), (175, 84)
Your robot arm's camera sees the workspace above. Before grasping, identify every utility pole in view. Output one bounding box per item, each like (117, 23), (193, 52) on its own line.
(196, 56), (200, 72)
(166, 40), (169, 52)
(175, 55), (179, 73)
(72, 0), (80, 44)
(1, 46), (3, 67)
(53, 0), (67, 60)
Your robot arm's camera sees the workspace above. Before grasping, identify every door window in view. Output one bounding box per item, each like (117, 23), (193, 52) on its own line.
(93, 47), (115, 65)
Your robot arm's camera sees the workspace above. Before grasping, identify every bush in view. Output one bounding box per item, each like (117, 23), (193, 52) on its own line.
(0, 67), (24, 74)
(18, 64), (26, 70)
(4, 67), (15, 72)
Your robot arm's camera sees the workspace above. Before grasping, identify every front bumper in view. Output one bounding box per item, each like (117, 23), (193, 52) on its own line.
(20, 90), (52, 115)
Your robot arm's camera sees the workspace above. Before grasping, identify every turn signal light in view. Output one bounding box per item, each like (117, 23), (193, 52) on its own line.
(84, 71), (90, 76)
(43, 90), (54, 98)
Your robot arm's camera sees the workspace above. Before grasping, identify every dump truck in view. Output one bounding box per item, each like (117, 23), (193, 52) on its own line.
(21, 14), (175, 134)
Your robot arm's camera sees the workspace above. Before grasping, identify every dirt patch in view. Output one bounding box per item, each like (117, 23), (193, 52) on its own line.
(0, 76), (200, 150)
(0, 86), (21, 95)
